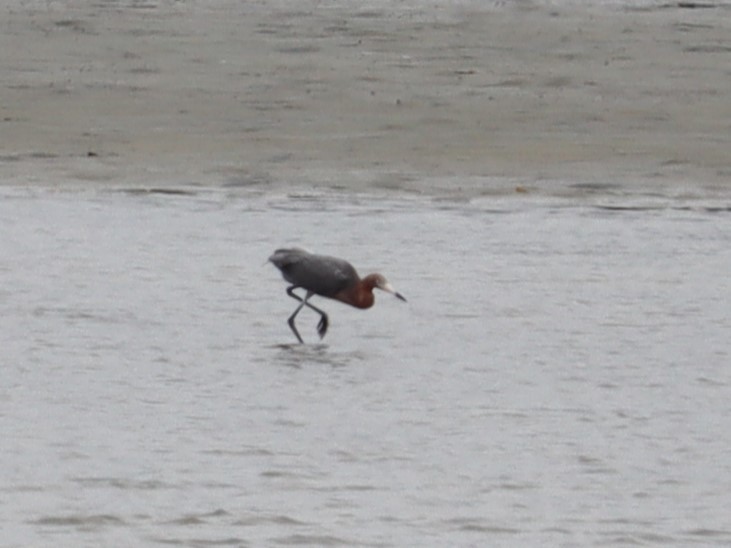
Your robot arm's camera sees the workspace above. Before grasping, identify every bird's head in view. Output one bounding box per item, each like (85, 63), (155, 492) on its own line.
(370, 274), (407, 302)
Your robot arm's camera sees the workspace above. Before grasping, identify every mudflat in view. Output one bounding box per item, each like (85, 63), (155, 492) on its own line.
(1, 1), (729, 196)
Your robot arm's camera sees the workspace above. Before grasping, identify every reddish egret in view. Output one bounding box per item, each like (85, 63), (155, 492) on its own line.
(269, 248), (406, 343)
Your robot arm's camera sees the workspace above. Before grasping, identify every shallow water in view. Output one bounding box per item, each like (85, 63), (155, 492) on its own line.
(1, 185), (729, 546)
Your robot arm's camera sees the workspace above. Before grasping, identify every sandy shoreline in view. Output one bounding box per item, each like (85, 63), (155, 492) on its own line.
(1, 1), (730, 197)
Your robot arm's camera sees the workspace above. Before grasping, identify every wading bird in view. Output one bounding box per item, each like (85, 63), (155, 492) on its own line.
(269, 248), (406, 343)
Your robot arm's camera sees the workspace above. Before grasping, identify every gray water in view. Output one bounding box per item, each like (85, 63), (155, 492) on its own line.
(1, 185), (730, 547)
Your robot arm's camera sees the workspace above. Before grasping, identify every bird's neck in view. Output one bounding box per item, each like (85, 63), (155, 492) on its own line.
(337, 276), (376, 309)
(355, 275), (379, 309)
(353, 283), (375, 309)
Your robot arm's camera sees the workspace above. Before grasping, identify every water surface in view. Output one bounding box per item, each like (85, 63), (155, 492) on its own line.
(2, 185), (729, 546)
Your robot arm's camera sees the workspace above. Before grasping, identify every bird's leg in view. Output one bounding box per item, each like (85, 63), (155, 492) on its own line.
(285, 287), (306, 344)
(304, 298), (329, 340)
(286, 287), (330, 340)
(287, 303), (306, 344)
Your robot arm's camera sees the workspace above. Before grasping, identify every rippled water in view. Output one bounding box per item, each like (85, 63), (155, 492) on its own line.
(2, 185), (730, 546)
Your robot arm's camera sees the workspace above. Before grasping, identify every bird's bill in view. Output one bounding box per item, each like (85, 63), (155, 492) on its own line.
(381, 281), (407, 302)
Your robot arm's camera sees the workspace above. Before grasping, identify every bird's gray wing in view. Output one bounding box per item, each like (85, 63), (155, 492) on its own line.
(269, 248), (309, 270)
(271, 249), (358, 296)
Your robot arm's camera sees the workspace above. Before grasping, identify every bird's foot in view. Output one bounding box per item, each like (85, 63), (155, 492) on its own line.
(317, 315), (329, 339)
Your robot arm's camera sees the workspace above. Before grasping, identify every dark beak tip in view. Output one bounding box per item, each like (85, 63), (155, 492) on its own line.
(396, 292), (407, 302)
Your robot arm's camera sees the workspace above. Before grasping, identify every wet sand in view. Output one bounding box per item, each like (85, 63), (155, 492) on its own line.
(1, 0), (730, 197)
